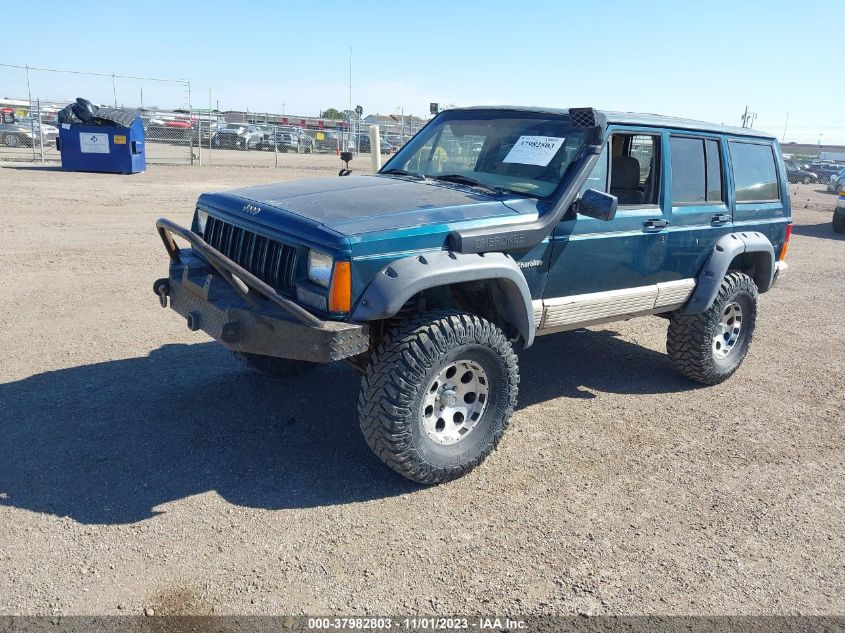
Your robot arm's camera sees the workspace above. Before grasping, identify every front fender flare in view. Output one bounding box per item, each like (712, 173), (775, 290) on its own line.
(681, 231), (775, 315)
(351, 251), (535, 347)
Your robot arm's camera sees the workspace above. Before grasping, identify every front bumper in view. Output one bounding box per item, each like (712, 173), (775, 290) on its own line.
(154, 219), (369, 363)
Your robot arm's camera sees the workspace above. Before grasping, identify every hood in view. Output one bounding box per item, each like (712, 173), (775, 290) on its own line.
(201, 175), (528, 236)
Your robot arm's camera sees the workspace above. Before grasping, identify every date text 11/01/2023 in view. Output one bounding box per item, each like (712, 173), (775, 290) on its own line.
(306, 617), (528, 630)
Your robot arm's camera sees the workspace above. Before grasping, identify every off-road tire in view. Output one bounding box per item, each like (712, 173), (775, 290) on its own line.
(358, 311), (519, 484)
(833, 213), (845, 234)
(231, 351), (315, 377)
(667, 272), (758, 385)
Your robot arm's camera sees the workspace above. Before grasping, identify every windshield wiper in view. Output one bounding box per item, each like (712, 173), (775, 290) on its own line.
(380, 168), (425, 180)
(431, 174), (504, 196)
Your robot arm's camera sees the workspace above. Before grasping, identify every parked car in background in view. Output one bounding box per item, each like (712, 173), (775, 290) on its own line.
(274, 126), (313, 153)
(193, 119), (220, 145)
(784, 161), (819, 184)
(809, 162), (844, 184)
(0, 115), (58, 148)
(826, 168), (845, 192)
(212, 123), (263, 150)
(834, 190), (845, 233)
(255, 124), (275, 150)
(308, 129), (340, 153)
(355, 133), (393, 154)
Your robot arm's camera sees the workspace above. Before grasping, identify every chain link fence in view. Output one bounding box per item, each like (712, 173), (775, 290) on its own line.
(1, 63), (430, 168)
(1, 63), (193, 164)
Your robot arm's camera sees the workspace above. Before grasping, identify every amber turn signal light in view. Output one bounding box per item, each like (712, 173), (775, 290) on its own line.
(329, 261), (352, 312)
(779, 222), (792, 261)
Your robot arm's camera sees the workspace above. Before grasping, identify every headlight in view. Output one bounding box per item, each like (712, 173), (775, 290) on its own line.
(308, 250), (333, 287)
(194, 209), (209, 236)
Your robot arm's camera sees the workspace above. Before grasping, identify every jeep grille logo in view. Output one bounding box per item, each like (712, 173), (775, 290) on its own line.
(243, 204), (261, 215)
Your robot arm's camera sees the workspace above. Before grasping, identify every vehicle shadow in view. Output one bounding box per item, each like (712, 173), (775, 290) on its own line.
(2, 164), (64, 172)
(791, 221), (844, 241)
(518, 327), (698, 404)
(0, 328), (697, 524)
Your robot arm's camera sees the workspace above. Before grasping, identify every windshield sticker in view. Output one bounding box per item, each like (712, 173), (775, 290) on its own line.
(503, 136), (565, 166)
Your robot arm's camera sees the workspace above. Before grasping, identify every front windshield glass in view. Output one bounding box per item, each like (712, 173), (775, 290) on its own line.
(383, 110), (587, 197)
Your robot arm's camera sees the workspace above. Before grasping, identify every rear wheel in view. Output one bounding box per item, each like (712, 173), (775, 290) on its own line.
(667, 272), (758, 385)
(801, 176), (812, 185)
(358, 311), (519, 484)
(4, 133), (20, 148)
(231, 351), (315, 377)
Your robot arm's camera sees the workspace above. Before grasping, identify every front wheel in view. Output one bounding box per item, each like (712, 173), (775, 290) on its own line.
(833, 213), (845, 234)
(801, 176), (812, 185)
(358, 311), (519, 484)
(666, 272), (758, 385)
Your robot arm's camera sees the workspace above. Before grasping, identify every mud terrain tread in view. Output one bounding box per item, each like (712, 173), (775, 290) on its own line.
(667, 272), (758, 385)
(358, 311), (518, 484)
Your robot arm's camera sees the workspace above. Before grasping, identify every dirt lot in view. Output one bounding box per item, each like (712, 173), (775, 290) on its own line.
(0, 160), (842, 617)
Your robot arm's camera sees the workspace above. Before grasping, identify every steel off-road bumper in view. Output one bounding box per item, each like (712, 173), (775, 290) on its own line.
(154, 219), (369, 363)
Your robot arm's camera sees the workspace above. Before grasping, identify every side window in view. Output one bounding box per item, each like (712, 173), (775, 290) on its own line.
(705, 139), (723, 202)
(729, 142), (780, 202)
(579, 143), (609, 195)
(608, 134), (660, 206)
(629, 135), (655, 186)
(670, 137), (706, 204)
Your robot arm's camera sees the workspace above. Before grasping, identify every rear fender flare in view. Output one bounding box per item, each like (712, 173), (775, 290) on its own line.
(352, 251), (535, 347)
(681, 232), (775, 315)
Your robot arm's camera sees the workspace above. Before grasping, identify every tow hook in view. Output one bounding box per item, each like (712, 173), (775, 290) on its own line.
(154, 278), (170, 308)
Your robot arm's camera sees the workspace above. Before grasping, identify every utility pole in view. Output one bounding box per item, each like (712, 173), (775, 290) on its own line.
(741, 106), (757, 129)
(781, 111), (789, 142)
(348, 46), (353, 152)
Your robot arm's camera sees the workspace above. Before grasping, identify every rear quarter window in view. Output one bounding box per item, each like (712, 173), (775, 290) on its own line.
(729, 141), (780, 202)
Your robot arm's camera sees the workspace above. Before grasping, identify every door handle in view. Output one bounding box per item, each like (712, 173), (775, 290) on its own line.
(642, 218), (668, 231)
(711, 213), (731, 225)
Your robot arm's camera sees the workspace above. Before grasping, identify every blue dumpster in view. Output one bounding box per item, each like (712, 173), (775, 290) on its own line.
(58, 116), (145, 174)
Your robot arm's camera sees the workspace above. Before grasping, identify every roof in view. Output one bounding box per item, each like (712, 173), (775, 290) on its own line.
(363, 113), (427, 125)
(452, 106), (776, 140)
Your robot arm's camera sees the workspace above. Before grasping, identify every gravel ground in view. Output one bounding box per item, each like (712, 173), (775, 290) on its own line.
(0, 161), (843, 617)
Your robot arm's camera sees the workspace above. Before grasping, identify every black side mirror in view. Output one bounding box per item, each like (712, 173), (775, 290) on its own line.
(577, 188), (618, 221)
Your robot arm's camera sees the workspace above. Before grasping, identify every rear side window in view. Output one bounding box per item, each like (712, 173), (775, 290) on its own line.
(670, 136), (724, 204)
(705, 139), (723, 202)
(730, 142), (780, 202)
(670, 137), (705, 203)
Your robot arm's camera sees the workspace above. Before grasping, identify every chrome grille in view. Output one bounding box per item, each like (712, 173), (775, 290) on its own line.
(202, 215), (297, 294)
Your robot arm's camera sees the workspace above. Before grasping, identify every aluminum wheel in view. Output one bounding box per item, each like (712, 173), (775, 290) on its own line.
(421, 359), (489, 446)
(713, 301), (743, 358)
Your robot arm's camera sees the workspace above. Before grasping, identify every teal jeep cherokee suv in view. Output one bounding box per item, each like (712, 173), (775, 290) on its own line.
(155, 106), (791, 484)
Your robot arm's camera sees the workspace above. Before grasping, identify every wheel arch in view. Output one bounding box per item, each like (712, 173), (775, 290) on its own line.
(681, 232), (775, 315)
(351, 251), (535, 347)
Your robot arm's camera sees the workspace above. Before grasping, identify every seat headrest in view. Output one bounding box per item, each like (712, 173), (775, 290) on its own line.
(612, 155), (641, 189)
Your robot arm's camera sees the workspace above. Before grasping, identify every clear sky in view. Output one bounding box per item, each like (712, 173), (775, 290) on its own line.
(3, 0), (843, 143)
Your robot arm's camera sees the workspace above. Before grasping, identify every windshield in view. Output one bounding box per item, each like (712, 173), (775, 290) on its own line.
(382, 110), (588, 197)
